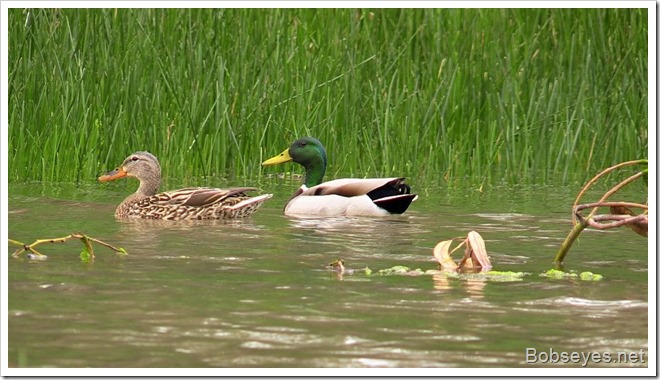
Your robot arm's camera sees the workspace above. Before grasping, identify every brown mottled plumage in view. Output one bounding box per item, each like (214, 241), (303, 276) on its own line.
(98, 151), (272, 220)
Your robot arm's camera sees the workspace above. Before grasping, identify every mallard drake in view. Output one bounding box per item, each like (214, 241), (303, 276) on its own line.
(98, 151), (272, 220)
(261, 137), (417, 217)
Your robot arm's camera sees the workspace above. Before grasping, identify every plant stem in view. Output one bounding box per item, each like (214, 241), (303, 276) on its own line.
(553, 222), (587, 267)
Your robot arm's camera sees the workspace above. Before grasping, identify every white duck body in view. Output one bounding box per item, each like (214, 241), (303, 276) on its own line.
(284, 178), (418, 217)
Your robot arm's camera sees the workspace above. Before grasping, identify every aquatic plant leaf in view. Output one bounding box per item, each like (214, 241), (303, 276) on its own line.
(79, 235), (94, 262)
(433, 231), (492, 273)
(432, 240), (459, 271)
(458, 244), (477, 270)
(610, 206), (648, 237)
(462, 231), (492, 271)
(80, 249), (92, 263)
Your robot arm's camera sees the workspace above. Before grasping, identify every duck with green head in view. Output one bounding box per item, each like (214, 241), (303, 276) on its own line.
(261, 137), (417, 217)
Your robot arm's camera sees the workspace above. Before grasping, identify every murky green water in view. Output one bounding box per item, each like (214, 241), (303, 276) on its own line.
(8, 181), (648, 368)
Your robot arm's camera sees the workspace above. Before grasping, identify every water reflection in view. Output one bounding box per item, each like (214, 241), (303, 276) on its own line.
(432, 273), (487, 299)
(286, 215), (419, 237)
(114, 218), (269, 254)
(117, 217), (266, 233)
(284, 215), (423, 260)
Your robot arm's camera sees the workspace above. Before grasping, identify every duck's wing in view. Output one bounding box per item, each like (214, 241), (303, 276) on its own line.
(301, 178), (412, 199)
(287, 178), (417, 216)
(151, 187), (259, 207)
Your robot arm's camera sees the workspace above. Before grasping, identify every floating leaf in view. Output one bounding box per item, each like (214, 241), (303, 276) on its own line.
(432, 240), (458, 271)
(462, 231), (492, 271)
(433, 231), (491, 273)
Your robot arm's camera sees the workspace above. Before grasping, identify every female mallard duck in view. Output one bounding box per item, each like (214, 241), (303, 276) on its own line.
(98, 151), (272, 220)
(261, 137), (417, 217)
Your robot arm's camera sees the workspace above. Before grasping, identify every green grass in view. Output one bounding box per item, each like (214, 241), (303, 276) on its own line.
(8, 8), (648, 188)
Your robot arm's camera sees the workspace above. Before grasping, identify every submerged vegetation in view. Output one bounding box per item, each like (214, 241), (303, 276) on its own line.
(8, 8), (648, 187)
(9, 233), (127, 262)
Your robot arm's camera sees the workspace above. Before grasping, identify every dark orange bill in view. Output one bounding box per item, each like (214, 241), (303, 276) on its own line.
(98, 167), (128, 182)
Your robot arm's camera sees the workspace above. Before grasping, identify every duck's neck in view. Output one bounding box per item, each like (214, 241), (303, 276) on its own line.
(136, 173), (160, 197)
(116, 175), (160, 217)
(302, 158), (326, 188)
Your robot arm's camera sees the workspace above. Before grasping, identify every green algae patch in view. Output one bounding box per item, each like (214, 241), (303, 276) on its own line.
(374, 266), (424, 276)
(541, 269), (603, 281)
(543, 269), (578, 279)
(579, 271), (604, 281)
(439, 270), (529, 282)
(482, 271), (529, 282)
(334, 263), (529, 282)
(328, 261), (606, 283)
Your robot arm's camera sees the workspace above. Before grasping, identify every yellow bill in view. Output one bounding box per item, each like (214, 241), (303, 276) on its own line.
(261, 148), (293, 166)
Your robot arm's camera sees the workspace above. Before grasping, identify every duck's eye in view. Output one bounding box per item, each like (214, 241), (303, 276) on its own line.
(299, 141), (307, 147)
(131, 156), (139, 162)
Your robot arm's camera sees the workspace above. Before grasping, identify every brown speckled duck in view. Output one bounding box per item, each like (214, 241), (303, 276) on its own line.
(98, 151), (272, 220)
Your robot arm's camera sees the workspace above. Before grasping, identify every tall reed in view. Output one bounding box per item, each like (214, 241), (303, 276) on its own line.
(8, 8), (648, 188)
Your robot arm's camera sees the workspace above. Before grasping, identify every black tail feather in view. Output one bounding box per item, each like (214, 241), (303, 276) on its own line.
(373, 194), (417, 214)
(366, 178), (411, 200)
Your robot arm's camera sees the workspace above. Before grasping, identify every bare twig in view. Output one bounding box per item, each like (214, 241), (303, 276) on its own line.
(10, 233), (127, 260)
